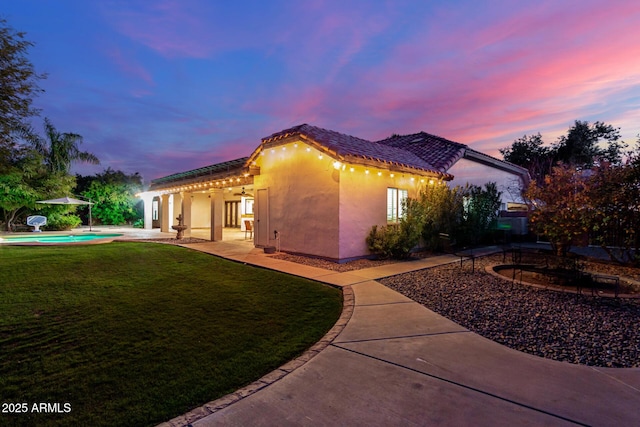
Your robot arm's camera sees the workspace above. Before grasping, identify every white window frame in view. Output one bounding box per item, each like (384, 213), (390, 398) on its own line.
(387, 188), (408, 223)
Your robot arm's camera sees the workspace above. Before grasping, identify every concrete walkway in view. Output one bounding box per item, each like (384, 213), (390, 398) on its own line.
(160, 241), (640, 426)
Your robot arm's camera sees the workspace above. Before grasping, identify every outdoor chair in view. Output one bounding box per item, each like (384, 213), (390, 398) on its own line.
(244, 220), (253, 239)
(26, 215), (47, 232)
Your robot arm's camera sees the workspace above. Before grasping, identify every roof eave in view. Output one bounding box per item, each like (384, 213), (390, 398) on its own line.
(149, 166), (251, 191)
(463, 149), (531, 184)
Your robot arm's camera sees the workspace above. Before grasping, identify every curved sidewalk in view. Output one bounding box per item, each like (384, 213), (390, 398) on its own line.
(172, 242), (640, 426)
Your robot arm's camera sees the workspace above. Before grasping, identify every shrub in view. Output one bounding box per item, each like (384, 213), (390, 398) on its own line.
(419, 182), (501, 250)
(44, 213), (82, 230)
(420, 183), (464, 250)
(458, 182), (502, 247)
(367, 198), (423, 259)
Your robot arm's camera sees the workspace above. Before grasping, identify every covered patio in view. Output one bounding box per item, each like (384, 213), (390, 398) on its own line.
(137, 158), (258, 243)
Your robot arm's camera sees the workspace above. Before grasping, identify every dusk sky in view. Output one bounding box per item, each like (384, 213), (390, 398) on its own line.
(4, 0), (640, 183)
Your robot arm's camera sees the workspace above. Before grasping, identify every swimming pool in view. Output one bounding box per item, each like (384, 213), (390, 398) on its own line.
(0, 233), (123, 245)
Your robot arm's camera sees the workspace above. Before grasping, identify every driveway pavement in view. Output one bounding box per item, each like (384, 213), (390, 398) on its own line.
(151, 240), (640, 427)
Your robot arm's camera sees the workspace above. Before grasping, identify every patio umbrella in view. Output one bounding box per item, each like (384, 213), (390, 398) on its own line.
(36, 196), (95, 231)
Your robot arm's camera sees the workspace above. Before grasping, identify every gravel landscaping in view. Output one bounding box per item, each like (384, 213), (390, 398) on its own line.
(381, 254), (640, 368)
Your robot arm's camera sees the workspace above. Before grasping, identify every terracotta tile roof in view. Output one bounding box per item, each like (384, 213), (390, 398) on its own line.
(149, 124), (528, 190)
(261, 124), (449, 177)
(375, 132), (467, 172)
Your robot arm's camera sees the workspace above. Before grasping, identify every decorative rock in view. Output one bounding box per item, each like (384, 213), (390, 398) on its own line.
(380, 254), (640, 368)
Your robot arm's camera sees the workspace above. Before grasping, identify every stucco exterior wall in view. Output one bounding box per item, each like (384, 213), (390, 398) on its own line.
(447, 157), (526, 206)
(253, 141), (340, 259)
(338, 167), (423, 260)
(188, 193), (210, 228)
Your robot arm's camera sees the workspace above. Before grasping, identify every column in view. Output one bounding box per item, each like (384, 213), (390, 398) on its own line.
(140, 193), (154, 230)
(181, 191), (192, 238)
(172, 192), (182, 225)
(160, 194), (170, 232)
(210, 189), (224, 241)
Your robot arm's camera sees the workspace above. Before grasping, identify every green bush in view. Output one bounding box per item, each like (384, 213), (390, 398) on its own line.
(367, 182), (502, 257)
(133, 218), (144, 228)
(367, 199), (423, 259)
(44, 213), (82, 230)
(420, 182), (501, 249)
(420, 183), (464, 250)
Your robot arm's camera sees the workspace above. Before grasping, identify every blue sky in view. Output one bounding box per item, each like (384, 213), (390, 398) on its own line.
(4, 0), (640, 182)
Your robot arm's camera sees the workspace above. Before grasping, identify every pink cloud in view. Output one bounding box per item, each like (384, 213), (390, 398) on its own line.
(80, 0), (640, 179)
(107, 47), (154, 86)
(101, 0), (217, 58)
(346, 1), (640, 147)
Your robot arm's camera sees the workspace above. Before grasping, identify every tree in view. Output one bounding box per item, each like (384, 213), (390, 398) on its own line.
(500, 121), (626, 184)
(78, 168), (143, 225)
(586, 142), (640, 264)
(526, 165), (590, 256)
(499, 133), (553, 184)
(32, 117), (99, 173)
(0, 149), (75, 230)
(0, 18), (45, 162)
(552, 120), (625, 167)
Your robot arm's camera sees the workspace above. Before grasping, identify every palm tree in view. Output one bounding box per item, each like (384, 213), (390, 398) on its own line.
(34, 117), (99, 173)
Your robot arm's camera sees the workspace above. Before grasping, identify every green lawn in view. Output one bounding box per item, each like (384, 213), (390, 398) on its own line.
(0, 242), (342, 426)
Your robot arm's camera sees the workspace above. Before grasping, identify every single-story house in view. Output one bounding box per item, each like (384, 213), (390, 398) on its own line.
(138, 124), (529, 261)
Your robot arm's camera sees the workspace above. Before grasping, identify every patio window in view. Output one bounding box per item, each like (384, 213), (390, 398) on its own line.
(152, 200), (159, 221)
(387, 188), (408, 223)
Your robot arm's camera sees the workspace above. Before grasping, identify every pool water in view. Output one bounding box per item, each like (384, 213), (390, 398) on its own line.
(0, 233), (123, 244)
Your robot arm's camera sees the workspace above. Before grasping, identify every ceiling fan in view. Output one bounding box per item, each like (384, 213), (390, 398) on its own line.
(233, 187), (254, 197)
